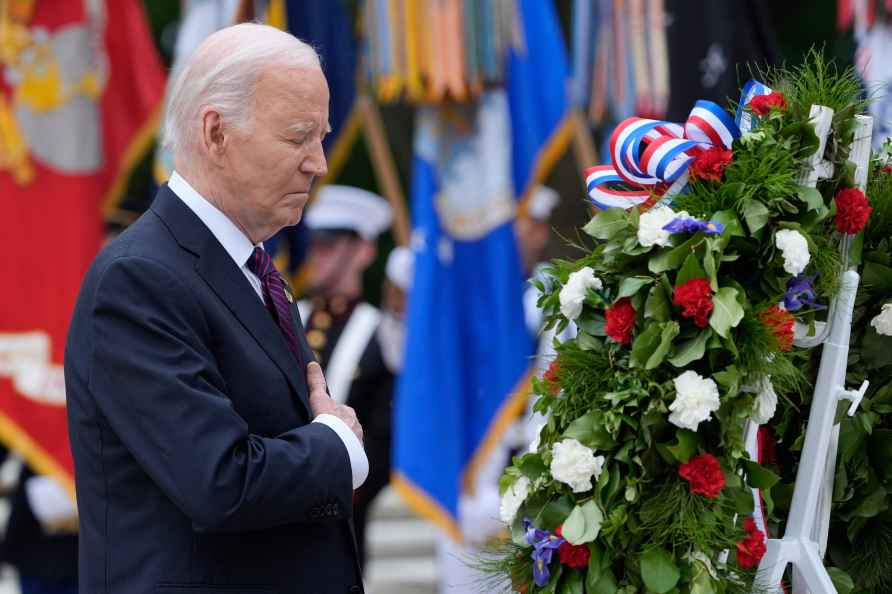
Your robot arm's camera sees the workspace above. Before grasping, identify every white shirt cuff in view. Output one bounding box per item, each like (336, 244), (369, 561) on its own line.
(313, 414), (369, 489)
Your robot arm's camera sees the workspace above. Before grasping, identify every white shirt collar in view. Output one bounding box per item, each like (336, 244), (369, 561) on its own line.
(168, 171), (260, 269)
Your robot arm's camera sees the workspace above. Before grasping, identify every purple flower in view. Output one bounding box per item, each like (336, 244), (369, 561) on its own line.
(784, 274), (825, 311)
(663, 216), (725, 235)
(523, 517), (565, 587)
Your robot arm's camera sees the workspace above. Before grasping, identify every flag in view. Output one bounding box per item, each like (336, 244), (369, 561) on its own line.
(262, 0), (361, 276)
(506, 0), (573, 205)
(0, 0), (166, 496)
(392, 91), (534, 539)
(392, 0), (572, 539)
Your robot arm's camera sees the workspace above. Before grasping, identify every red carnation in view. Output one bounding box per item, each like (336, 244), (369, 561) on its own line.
(605, 298), (636, 345)
(757, 306), (794, 352)
(673, 278), (714, 328)
(690, 147), (733, 182)
(678, 453), (726, 499)
(736, 519), (767, 569)
(834, 187), (872, 234)
(883, 165), (892, 174)
(554, 525), (592, 569)
(749, 91), (787, 116)
(543, 359), (561, 395)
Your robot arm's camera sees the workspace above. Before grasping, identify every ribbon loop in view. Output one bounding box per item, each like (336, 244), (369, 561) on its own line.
(587, 92), (761, 210)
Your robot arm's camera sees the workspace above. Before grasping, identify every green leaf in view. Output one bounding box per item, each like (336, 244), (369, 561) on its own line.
(589, 569), (618, 594)
(585, 543), (604, 591)
(741, 459), (780, 490)
(796, 186), (829, 216)
(631, 323), (663, 368)
(665, 429), (698, 463)
(741, 198), (770, 234)
(640, 548), (680, 594)
(648, 235), (699, 274)
(668, 330), (710, 367)
(618, 276), (654, 298)
(563, 500), (603, 545)
(862, 327), (892, 369)
(518, 454), (548, 481)
(676, 254), (708, 288)
(712, 210), (745, 236)
(564, 412), (618, 450)
(584, 208), (629, 240)
(703, 248), (718, 292)
(563, 505), (588, 544)
(646, 322), (680, 370)
(728, 486), (756, 514)
(862, 261), (892, 294)
(538, 496), (574, 530)
(710, 210), (744, 249)
(689, 558), (717, 594)
(713, 365), (740, 395)
(645, 284), (671, 322)
(827, 568), (855, 594)
(576, 331), (602, 351)
(563, 569), (584, 594)
(708, 287), (745, 339)
(852, 486), (887, 518)
(581, 500), (604, 542)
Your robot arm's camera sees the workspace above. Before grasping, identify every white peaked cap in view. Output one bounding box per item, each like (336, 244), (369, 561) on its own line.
(305, 185), (393, 240)
(385, 246), (414, 291)
(526, 185), (560, 222)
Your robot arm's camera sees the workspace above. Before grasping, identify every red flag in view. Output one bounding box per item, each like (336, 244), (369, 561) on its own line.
(0, 0), (166, 496)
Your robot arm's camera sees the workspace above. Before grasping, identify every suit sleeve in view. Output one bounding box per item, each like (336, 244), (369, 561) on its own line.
(87, 256), (353, 533)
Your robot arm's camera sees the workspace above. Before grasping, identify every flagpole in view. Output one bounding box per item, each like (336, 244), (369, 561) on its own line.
(358, 96), (411, 246)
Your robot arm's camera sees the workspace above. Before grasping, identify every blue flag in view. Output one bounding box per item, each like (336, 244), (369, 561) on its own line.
(393, 1), (571, 539)
(393, 92), (535, 539)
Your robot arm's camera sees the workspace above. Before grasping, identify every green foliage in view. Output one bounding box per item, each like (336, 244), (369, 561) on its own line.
(635, 480), (743, 559)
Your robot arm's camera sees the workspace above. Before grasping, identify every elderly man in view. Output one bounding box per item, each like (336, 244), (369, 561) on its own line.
(64, 23), (367, 594)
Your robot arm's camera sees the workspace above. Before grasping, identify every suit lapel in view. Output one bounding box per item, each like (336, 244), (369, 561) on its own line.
(151, 185), (311, 418)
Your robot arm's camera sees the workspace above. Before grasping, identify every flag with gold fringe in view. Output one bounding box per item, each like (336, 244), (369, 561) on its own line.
(0, 0), (166, 496)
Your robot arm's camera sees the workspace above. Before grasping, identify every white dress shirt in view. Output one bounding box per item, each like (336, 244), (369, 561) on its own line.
(168, 171), (368, 489)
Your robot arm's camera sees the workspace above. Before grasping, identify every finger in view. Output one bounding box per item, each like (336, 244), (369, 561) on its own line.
(306, 362), (328, 400)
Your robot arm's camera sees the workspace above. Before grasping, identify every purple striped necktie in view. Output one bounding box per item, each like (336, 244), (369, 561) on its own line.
(247, 247), (303, 368)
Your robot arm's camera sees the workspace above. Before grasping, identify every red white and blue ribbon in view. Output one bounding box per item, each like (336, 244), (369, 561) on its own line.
(586, 100), (740, 210)
(735, 79), (774, 133)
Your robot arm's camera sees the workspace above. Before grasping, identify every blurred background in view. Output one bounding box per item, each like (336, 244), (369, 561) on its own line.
(0, 1), (888, 593)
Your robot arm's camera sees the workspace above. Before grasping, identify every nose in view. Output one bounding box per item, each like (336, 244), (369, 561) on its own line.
(301, 139), (328, 178)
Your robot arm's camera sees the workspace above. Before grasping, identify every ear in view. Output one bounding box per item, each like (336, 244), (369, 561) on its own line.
(200, 108), (227, 163)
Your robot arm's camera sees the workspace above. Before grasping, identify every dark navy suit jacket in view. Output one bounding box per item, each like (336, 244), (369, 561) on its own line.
(64, 185), (363, 594)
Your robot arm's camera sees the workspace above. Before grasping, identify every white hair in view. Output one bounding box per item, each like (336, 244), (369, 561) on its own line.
(162, 22), (320, 157)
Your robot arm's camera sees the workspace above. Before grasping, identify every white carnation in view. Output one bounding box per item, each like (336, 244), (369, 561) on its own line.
(559, 267), (603, 320)
(746, 376), (778, 424)
(668, 370), (721, 431)
(870, 303), (892, 336)
(637, 205), (684, 248)
(775, 229), (811, 276)
(499, 476), (530, 524)
(550, 439), (605, 493)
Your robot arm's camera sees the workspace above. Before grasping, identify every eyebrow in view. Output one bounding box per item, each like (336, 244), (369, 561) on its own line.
(285, 121), (333, 135)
